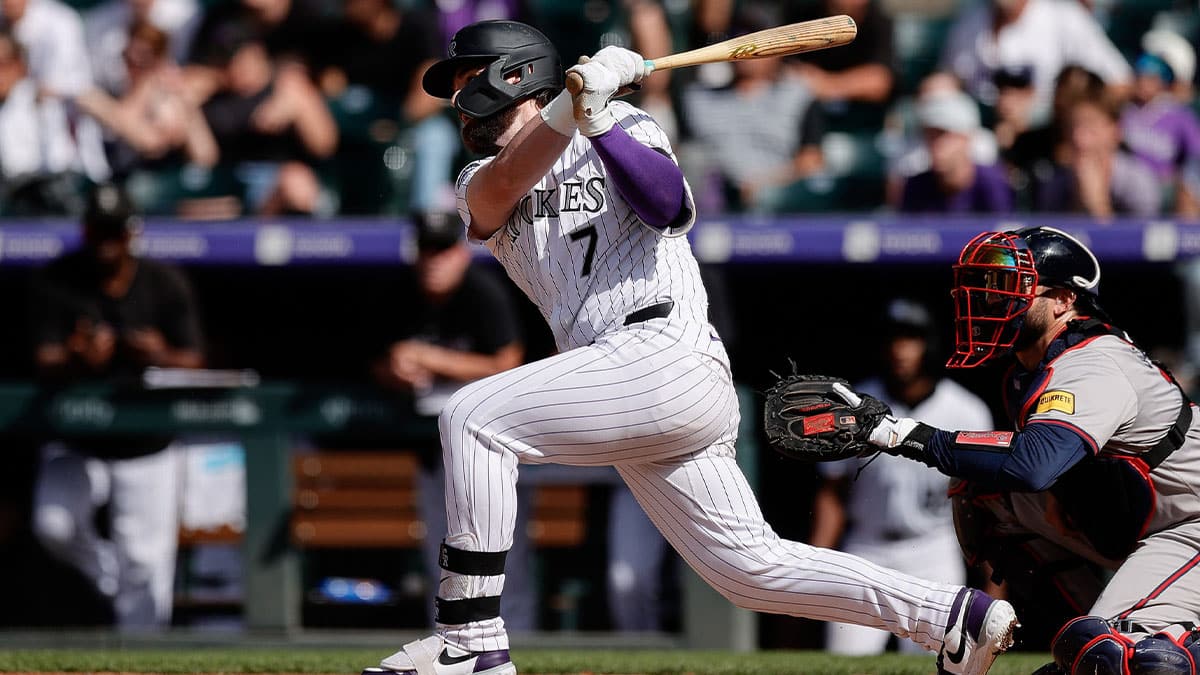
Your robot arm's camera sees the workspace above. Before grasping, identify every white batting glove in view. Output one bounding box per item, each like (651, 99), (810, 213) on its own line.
(589, 46), (648, 89)
(567, 60), (620, 137)
(539, 90), (576, 137)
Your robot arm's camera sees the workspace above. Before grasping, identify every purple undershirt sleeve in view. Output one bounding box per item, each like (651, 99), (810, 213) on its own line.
(588, 125), (686, 229)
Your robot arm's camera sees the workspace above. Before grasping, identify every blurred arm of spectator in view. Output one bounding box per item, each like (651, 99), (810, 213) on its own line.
(809, 476), (850, 549)
(251, 61), (336, 157)
(73, 21), (218, 167)
(376, 339), (523, 391)
(785, 0), (893, 104)
(33, 314), (118, 376)
(794, 61), (892, 104)
(401, 59), (444, 123)
(691, 0), (732, 39)
(625, 0), (671, 101)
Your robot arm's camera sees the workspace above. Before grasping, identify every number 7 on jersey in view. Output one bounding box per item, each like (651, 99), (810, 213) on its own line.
(570, 225), (598, 276)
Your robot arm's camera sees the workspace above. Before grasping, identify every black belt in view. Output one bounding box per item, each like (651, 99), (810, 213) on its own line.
(623, 301), (674, 326)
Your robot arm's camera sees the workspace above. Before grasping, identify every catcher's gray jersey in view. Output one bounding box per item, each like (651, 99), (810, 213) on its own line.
(1009, 334), (1200, 632)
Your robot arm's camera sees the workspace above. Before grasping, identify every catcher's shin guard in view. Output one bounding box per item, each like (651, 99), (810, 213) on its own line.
(1052, 616), (1131, 675)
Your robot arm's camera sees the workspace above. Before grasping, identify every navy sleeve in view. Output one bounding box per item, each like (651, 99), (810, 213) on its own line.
(925, 422), (1092, 491)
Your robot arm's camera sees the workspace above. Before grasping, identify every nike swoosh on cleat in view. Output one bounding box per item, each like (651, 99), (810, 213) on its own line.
(438, 650), (478, 666)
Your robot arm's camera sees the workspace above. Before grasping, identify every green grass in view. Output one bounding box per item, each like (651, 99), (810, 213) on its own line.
(0, 648), (1053, 674)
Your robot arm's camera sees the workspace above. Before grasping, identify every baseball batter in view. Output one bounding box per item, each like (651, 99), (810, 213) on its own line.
(363, 20), (1017, 675)
(849, 227), (1200, 675)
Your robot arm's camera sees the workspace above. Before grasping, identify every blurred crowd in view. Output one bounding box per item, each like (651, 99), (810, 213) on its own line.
(2, 0), (1200, 220)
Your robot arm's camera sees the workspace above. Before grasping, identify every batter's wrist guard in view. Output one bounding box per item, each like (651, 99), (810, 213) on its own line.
(539, 90), (576, 137)
(434, 540), (508, 625)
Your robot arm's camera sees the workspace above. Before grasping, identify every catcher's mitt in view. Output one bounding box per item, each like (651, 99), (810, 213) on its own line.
(763, 374), (891, 462)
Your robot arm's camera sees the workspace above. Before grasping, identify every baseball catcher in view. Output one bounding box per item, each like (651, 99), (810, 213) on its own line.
(765, 227), (1200, 675)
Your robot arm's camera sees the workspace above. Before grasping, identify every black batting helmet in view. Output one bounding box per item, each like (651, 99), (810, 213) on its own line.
(422, 20), (563, 119)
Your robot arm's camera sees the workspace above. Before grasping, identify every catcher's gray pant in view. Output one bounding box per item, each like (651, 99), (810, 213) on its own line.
(976, 490), (1200, 637)
(433, 321), (966, 653)
(32, 443), (179, 629)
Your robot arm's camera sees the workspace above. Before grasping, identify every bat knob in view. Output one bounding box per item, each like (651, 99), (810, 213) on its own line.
(566, 71), (584, 95)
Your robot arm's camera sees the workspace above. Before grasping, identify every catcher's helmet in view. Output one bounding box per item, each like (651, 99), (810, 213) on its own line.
(946, 227), (1101, 368)
(422, 20), (563, 119)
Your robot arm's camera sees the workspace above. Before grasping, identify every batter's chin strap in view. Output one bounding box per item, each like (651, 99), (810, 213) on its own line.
(434, 541), (508, 625)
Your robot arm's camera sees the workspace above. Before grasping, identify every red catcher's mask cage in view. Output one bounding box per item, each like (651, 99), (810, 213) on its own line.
(947, 231), (1039, 368)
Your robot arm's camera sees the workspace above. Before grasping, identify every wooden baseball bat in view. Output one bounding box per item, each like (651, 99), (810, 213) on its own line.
(565, 15), (857, 95)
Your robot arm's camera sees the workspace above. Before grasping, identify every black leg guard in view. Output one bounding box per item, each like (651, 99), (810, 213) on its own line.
(1052, 616), (1132, 675)
(434, 540), (508, 625)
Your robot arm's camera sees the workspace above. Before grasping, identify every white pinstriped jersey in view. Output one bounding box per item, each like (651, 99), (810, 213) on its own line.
(456, 101), (708, 352)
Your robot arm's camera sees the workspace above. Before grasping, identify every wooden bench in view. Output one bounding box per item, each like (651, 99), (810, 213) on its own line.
(289, 450), (588, 549)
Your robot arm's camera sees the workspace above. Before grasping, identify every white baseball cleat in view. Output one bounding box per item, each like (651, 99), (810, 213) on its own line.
(362, 635), (516, 675)
(937, 588), (1019, 675)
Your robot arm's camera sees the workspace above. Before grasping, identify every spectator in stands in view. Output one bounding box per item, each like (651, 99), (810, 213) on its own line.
(940, 0), (1130, 121)
(0, 29), (92, 215)
(28, 183), (204, 630)
(991, 65), (1036, 156)
(783, 0), (894, 105)
(369, 211), (534, 631)
(682, 8), (824, 213)
(899, 89), (1012, 214)
(1000, 64), (1104, 210)
(811, 298), (992, 655)
(1121, 29), (1200, 216)
(185, 0), (326, 106)
(1036, 93), (1161, 217)
(311, 0), (455, 213)
(886, 72), (999, 208)
(74, 21), (218, 178)
(200, 23), (336, 215)
(1, 0), (110, 186)
(85, 0), (200, 97)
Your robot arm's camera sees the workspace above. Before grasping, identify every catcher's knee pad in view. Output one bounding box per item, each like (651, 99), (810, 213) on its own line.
(1185, 629), (1200, 659)
(1052, 616), (1132, 675)
(1127, 633), (1196, 675)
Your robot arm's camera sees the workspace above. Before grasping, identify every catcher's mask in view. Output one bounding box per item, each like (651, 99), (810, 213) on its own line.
(421, 20), (563, 119)
(947, 227), (1101, 368)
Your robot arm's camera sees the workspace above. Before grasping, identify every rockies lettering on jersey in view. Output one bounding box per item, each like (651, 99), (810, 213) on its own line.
(457, 101), (706, 353)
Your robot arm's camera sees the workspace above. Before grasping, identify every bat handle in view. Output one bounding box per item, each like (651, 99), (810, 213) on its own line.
(564, 60), (656, 95)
